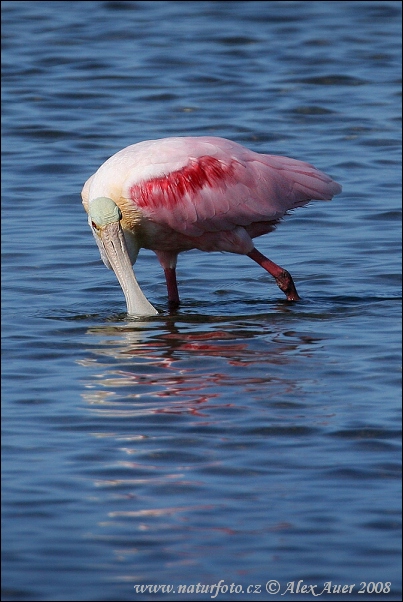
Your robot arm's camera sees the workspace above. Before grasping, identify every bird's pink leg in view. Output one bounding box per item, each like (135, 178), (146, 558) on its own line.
(155, 251), (180, 308)
(164, 266), (180, 308)
(247, 248), (300, 301)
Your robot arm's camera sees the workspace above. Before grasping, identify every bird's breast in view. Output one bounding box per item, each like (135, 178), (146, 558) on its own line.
(136, 218), (196, 253)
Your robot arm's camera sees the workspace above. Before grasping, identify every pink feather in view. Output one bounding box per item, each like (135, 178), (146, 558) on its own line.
(114, 137), (341, 237)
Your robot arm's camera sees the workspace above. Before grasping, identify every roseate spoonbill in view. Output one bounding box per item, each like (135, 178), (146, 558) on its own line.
(82, 136), (341, 316)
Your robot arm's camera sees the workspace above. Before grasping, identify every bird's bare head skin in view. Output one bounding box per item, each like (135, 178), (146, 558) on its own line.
(88, 197), (158, 317)
(89, 197), (122, 228)
(82, 136), (342, 314)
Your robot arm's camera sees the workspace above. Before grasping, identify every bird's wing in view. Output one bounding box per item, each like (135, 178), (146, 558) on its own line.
(116, 137), (341, 238)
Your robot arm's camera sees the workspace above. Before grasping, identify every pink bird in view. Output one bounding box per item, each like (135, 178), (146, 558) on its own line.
(82, 136), (341, 316)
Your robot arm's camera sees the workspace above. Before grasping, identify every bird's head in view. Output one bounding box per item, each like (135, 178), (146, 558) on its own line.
(88, 197), (158, 316)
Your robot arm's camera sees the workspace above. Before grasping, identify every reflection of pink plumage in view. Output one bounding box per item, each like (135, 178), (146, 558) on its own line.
(82, 136), (342, 316)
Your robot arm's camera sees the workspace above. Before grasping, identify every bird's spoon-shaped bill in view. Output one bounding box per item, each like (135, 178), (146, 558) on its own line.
(97, 221), (158, 316)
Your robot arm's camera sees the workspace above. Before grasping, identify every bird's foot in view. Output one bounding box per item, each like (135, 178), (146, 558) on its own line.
(275, 269), (301, 301)
(247, 248), (301, 301)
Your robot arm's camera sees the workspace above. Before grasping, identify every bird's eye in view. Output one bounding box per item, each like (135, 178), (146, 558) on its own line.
(91, 221), (99, 231)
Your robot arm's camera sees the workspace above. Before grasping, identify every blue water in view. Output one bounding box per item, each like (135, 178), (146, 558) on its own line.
(2, 1), (401, 601)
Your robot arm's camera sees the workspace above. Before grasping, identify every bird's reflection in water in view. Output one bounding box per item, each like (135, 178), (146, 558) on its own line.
(79, 312), (320, 420)
(77, 313), (327, 558)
